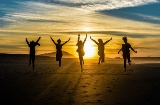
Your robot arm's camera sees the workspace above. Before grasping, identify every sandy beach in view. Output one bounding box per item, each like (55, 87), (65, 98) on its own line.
(0, 56), (160, 105)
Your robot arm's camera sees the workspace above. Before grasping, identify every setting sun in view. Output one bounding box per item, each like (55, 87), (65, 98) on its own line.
(83, 27), (92, 32)
(84, 40), (96, 58)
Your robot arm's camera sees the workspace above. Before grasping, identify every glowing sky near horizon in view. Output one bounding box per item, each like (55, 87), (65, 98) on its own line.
(0, 0), (160, 58)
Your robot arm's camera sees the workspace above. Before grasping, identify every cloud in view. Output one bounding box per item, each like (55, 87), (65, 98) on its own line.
(100, 3), (160, 24)
(80, 0), (159, 11)
(20, 0), (159, 11)
(135, 14), (160, 21)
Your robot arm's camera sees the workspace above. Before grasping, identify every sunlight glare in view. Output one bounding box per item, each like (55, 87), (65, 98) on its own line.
(84, 40), (96, 58)
(83, 27), (92, 32)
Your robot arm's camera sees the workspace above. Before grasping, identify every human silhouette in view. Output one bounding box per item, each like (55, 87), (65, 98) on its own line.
(90, 36), (112, 64)
(76, 34), (87, 71)
(26, 37), (41, 71)
(118, 36), (137, 71)
(50, 37), (71, 67)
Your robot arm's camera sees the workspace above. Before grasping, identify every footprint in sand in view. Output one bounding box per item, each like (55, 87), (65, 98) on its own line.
(96, 94), (101, 96)
(108, 90), (112, 92)
(97, 100), (103, 102)
(81, 85), (87, 88)
(85, 83), (90, 85)
(67, 92), (71, 94)
(83, 91), (88, 93)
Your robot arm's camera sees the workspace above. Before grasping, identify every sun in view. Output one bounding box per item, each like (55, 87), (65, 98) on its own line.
(84, 40), (96, 58)
(83, 27), (92, 32)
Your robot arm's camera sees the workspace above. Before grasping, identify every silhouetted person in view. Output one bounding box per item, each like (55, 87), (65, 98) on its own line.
(118, 36), (137, 71)
(26, 37), (41, 71)
(76, 34), (87, 71)
(50, 37), (71, 67)
(90, 36), (112, 64)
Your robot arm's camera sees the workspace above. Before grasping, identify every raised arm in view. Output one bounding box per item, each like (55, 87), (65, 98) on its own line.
(104, 37), (112, 45)
(62, 38), (71, 46)
(90, 36), (98, 45)
(131, 47), (137, 53)
(50, 37), (56, 45)
(118, 49), (122, 54)
(26, 38), (30, 46)
(76, 34), (80, 46)
(83, 34), (87, 43)
(35, 37), (41, 46)
(36, 37), (41, 43)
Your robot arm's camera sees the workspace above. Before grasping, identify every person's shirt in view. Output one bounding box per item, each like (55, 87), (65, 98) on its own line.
(77, 42), (84, 51)
(122, 43), (131, 53)
(29, 42), (37, 53)
(56, 44), (63, 52)
(98, 43), (105, 52)
(29, 42), (40, 54)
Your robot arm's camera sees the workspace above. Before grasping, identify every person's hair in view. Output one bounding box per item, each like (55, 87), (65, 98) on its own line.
(30, 40), (34, 43)
(98, 39), (103, 43)
(123, 36), (127, 41)
(57, 39), (61, 43)
(79, 40), (82, 43)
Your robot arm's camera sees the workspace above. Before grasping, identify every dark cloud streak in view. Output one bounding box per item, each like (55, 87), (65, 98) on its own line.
(100, 3), (160, 24)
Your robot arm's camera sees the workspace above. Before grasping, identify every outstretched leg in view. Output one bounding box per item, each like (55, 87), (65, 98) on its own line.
(80, 60), (83, 71)
(124, 57), (126, 72)
(32, 59), (35, 71)
(98, 57), (101, 65)
(59, 59), (61, 67)
(127, 53), (131, 65)
(29, 55), (31, 66)
(79, 55), (83, 71)
(32, 55), (35, 71)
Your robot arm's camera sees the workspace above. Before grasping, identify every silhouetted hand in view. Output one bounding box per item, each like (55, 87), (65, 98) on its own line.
(118, 52), (119, 54)
(90, 36), (92, 39)
(78, 34), (80, 37)
(86, 34), (87, 37)
(135, 51), (137, 53)
(69, 38), (71, 40)
(110, 37), (112, 40)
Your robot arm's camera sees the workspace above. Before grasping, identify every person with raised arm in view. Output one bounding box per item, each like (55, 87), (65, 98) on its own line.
(76, 34), (87, 71)
(26, 37), (41, 71)
(90, 36), (112, 64)
(118, 36), (137, 71)
(50, 37), (71, 67)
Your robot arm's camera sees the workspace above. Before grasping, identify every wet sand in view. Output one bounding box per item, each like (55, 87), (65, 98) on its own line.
(0, 57), (160, 105)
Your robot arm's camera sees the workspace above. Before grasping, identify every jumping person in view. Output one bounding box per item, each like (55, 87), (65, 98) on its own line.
(76, 34), (87, 71)
(50, 37), (71, 67)
(90, 36), (112, 64)
(26, 37), (41, 71)
(118, 36), (137, 71)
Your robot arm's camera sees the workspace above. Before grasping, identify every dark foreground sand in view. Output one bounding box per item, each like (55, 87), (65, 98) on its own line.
(0, 57), (160, 105)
